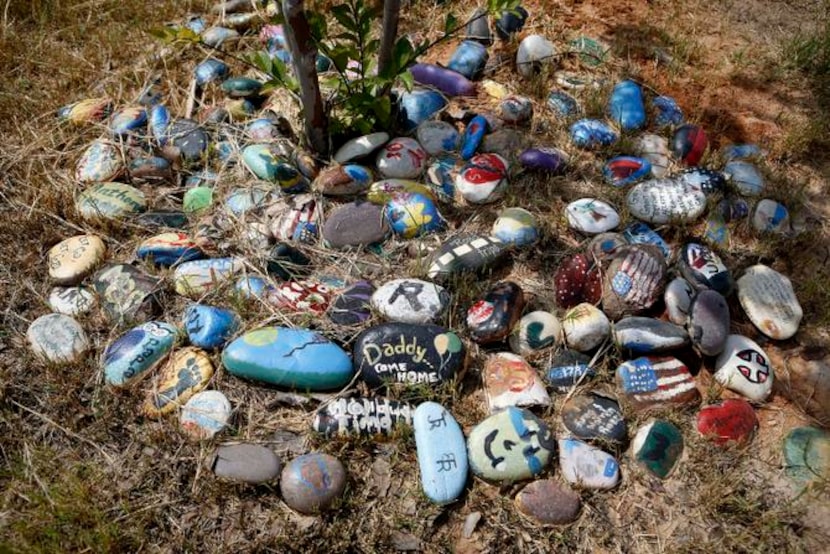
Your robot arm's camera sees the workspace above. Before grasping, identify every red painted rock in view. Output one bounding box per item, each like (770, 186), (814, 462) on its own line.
(268, 280), (332, 313)
(554, 253), (602, 310)
(467, 281), (525, 344)
(616, 356), (701, 412)
(696, 399), (758, 445)
(672, 124), (708, 166)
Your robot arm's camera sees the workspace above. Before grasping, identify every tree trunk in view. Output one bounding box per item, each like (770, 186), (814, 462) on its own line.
(377, 0), (400, 77)
(281, 0), (329, 157)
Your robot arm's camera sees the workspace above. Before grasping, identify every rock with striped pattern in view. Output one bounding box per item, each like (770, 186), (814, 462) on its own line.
(601, 245), (667, 320)
(615, 356), (701, 412)
(426, 234), (509, 282)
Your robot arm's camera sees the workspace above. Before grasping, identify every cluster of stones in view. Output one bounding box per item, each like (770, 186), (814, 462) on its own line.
(29, 1), (827, 523)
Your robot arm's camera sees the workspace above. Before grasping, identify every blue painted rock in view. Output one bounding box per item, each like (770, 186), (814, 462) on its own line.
(456, 153), (509, 203)
(570, 119), (617, 148)
(48, 286), (96, 316)
(737, 264), (802, 340)
(752, 199), (790, 233)
(448, 40), (488, 79)
(195, 58), (229, 86)
(47, 234), (106, 285)
(333, 132), (389, 164)
(410, 63), (476, 97)
(385, 192), (446, 238)
(652, 96), (684, 127)
(322, 201), (388, 248)
(148, 104), (170, 144)
(103, 321), (178, 387)
(515, 480), (582, 525)
(519, 147), (567, 174)
(602, 245), (667, 319)
(376, 137), (427, 179)
(547, 90), (580, 117)
(554, 253), (602, 309)
(77, 182), (146, 221)
(460, 115), (489, 160)
(265, 242), (311, 280)
(465, 7), (492, 44)
(603, 156), (651, 187)
(268, 280), (332, 314)
(280, 453), (347, 514)
(561, 303), (610, 352)
(561, 394), (627, 444)
(545, 350), (594, 392)
(783, 427), (830, 484)
(414, 402), (468, 504)
(372, 278), (449, 324)
(714, 335), (773, 402)
(137, 233), (203, 267)
(329, 280), (375, 326)
(129, 156), (172, 182)
(210, 444), (280, 483)
(355, 323), (465, 388)
(467, 281), (524, 344)
(566, 198), (620, 234)
(608, 80), (645, 131)
(27, 314), (89, 364)
(93, 264), (159, 321)
(57, 97), (112, 124)
(723, 143), (762, 161)
(416, 121), (459, 156)
(184, 304), (239, 350)
(509, 311), (561, 354)
(483, 352), (551, 412)
(167, 119), (209, 162)
(688, 289), (730, 356)
(626, 179), (706, 224)
(221, 77), (262, 97)
(427, 234), (508, 281)
(696, 398), (758, 445)
(243, 144), (305, 190)
(499, 95), (533, 124)
(109, 106), (146, 137)
(269, 193), (320, 243)
(635, 134), (671, 177)
(467, 407), (554, 482)
(313, 396), (414, 436)
(143, 347), (213, 417)
(397, 88), (448, 132)
(616, 356), (701, 411)
(76, 140), (123, 183)
(672, 124), (708, 166)
(180, 390), (232, 440)
(678, 242), (733, 295)
(723, 160), (765, 196)
(426, 156), (460, 200)
(622, 222), (671, 259)
(675, 167), (726, 195)
(173, 257), (244, 298)
(558, 438), (620, 490)
(495, 6), (528, 39)
(613, 317), (689, 353)
(703, 214), (730, 248)
(492, 207), (538, 246)
(632, 420), (683, 479)
(202, 26), (239, 47)
(223, 326), (353, 390)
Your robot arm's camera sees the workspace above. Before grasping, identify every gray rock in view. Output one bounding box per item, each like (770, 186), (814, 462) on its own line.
(688, 290), (730, 356)
(211, 444), (281, 483)
(322, 201), (388, 248)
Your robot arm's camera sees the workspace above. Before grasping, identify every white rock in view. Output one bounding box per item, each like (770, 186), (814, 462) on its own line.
(635, 134), (671, 178)
(664, 277), (695, 325)
(509, 310), (561, 354)
(376, 137), (427, 179)
(559, 438), (620, 490)
(333, 132), (389, 164)
(516, 35), (556, 78)
(626, 179), (706, 224)
(180, 390), (232, 440)
(737, 264), (802, 340)
(371, 278), (449, 324)
(48, 286), (97, 316)
(416, 121), (459, 155)
(714, 335), (774, 402)
(566, 198), (620, 234)
(483, 353), (551, 412)
(751, 199), (790, 234)
(27, 313), (89, 364)
(562, 303), (610, 352)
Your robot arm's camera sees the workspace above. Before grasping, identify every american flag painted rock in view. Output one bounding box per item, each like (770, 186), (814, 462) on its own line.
(615, 356), (701, 412)
(602, 245), (667, 320)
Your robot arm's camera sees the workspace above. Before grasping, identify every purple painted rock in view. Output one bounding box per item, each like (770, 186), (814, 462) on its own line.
(515, 480), (581, 525)
(410, 63), (476, 97)
(322, 201), (388, 248)
(688, 289), (730, 356)
(467, 281), (524, 344)
(602, 245), (667, 320)
(696, 399), (758, 445)
(616, 356), (701, 412)
(554, 253), (602, 309)
(672, 124), (708, 166)
(519, 147), (567, 173)
(328, 280), (375, 326)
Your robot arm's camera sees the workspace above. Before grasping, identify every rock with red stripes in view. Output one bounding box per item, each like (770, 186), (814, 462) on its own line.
(554, 253), (602, 309)
(713, 335), (773, 402)
(601, 245), (667, 320)
(696, 399), (758, 445)
(672, 124), (708, 166)
(455, 153), (509, 204)
(616, 356), (701, 412)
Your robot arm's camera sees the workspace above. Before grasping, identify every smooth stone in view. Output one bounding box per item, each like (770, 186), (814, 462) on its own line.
(268, 280), (332, 314)
(76, 182), (146, 221)
(588, 233), (628, 261)
(47, 234), (105, 285)
(696, 399), (758, 445)
(109, 106), (146, 137)
(265, 243), (311, 280)
(752, 199), (790, 233)
(129, 156), (172, 182)
(180, 390), (232, 440)
(182, 187), (213, 214)
(616, 356), (701, 412)
(554, 253), (601, 309)
(714, 335), (774, 402)
(467, 407), (554, 482)
(608, 80), (645, 131)
(329, 280), (375, 326)
(322, 201), (388, 248)
(27, 314), (88, 364)
(484, 352), (551, 412)
(546, 90), (580, 117)
(561, 394), (627, 444)
(570, 119), (617, 148)
(603, 156), (651, 187)
(367, 179), (436, 205)
(688, 290), (730, 356)
(333, 132), (390, 163)
(202, 26), (239, 48)
(652, 96), (683, 127)
(737, 264), (802, 340)
(622, 222), (671, 259)
(280, 453), (347, 514)
(224, 186), (274, 216)
(515, 480), (581, 525)
(409, 63), (476, 97)
(631, 420), (683, 479)
(385, 192), (446, 238)
(635, 134), (671, 178)
(602, 245), (667, 320)
(235, 276), (274, 301)
(723, 161), (765, 196)
(460, 115), (488, 160)
(194, 58), (229, 86)
(509, 311), (561, 354)
(103, 321), (178, 387)
(416, 121), (459, 156)
(664, 277), (695, 325)
(425, 156), (459, 200)
(221, 77), (262, 98)
(93, 264), (158, 322)
(241, 143), (281, 181)
(558, 438), (620, 490)
(57, 97), (112, 124)
(167, 119), (209, 163)
(413, 402), (468, 504)
(143, 347), (213, 417)
(499, 95), (533, 124)
(47, 286), (97, 316)
(184, 304), (239, 350)
(626, 179), (706, 224)
(519, 147), (567, 174)
(783, 427), (830, 484)
(465, 7), (492, 44)
(210, 444), (280, 483)
(467, 281), (524, 344)
(268, 193), (320, 243)
(492, 207), (539, 246)
(354, 323), (465, 388)
(148, 104), (170, 144)
(448, 39), (488, 79)
(137, 210), (188, 230)
(397, 88), (448, 132)
(313, 396), (413, 436)
(678, 242), (733, 295)
(137, 233), (203, 267)
(75, 140), (123, 183)
(426, 234), (508, 282)
(173, 257), (244, 298)
(613, 317), (689, 353)
(562, 303), (610, 352)
(376, 137), (427, 179)
(546, 350), (594, 392)
(372, 279), (449, 324)
(495, 6), (528, 39)
(672, 124), (708, 166)
(566, 198), (620, 234)
(222, 327), (353, 390)
(456, 153), (509, 204)
(675, 167), (726, 195)
(481, 128), (528, 158)
(723, 143), (762, 160)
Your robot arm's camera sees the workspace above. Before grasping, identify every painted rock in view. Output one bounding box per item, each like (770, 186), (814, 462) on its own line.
(616, 356), (701, 412)
(652, 96), (683, 127)
(608, 80), (645, 131)
(688, 290), (730, 356)
(622, 222), (671, 260)
(570, 119), (617, 148)
(558, 438), (620, 490)
(561, 393), (627, 444)
(460, 115), (489, 160)
(554, 253), (602, 309)
(27, 314), (88, 364)
(613, 317), (689, 353)
(737, 265), (802, 340)
(210, 444), (280, 484)
(467, 407), (554, 482)
(313, 396), (414, 436)
(48, 286), (96, 316)
(167, 119), (209, 162)
(676, 167), (726, 195)
(109, 106), (146, 137)
(635, 134), (671, 178)
(333, 132), (389, 163)
(182, 187), (213, 214)
(143, 347), (213, 417)
(222, 327), (353, 390)
(719, 196), (752, 222)
(631, 420), (683, 479)
(385, 192), (446, 238)
(495, 6), (528, 39)
(416, 121), (459, 156)
(484, 352), (550, 412)
(714, 335), (773, 402)
(588, 233), (627, 261)
(467, 281), (525, 344)
(426, 234), (508, 281)
(322, 201), (388, 248)
(672, 124), (708, 166)
(235, 276), (273, 300)
(265, 243), (311, 281)
(492, 207), (538, 246)
(703, 214), (730, 248)
(202, 26), (239, 47)
(397, 88), (448, 132)
(137, 233), (203, 267)
(103, 321), (178, 387)
(566, 198), (620, 234)
(499, 95), (534, 124)
(225, 186), (275, 216)
(376, 138), (427, 179)
(280, 453), (347, 513)
(448, 39), (488, 79)
(269, 193), (320, 243)
(355, 323), (465, 388)
(180, 390), (232, 440)
(481, 128), (528, 158)
(519, 147), (567, 174)
(413, 402), (468, 504)
(571, 36), (609, 66)
(515, 480), (582, 525)
(696, 399), (758, 445)
(665, 277), (695, 325)
(194, 58), (229, 86)
(410, 62), (477, 96)
(547, 90), (580, 117)
(184, 304), (239, 350)
(173, 257), (243, 298)
(57, 97), (112, 124)
(723, 143), (763, 161)
(546, 350), (594, 392)
(602, 245), (667, 319)
(752, 199), (790, 233)
(603, 156), (651, 187)
(783, 427), (830, 484)
(456, 153), (509, 204)
(509, 311), (561, 354)
(137, 210), (188, 230)
(562, 303), (610, 352)
(129, 156), (172, 182)
(77, 182), (146, 221)
(47, 234), (105, 285)
(329, 280), (374, 326)
(148, 104), (170, 144)
(93, 264), (158, 321)
(367, 179), (436, 205)
(75, 140), (123, 183)
(372, 279), (449, 324)
(426, 156), (459, 200)
(723, 161), (765, 196)
(268, 280), (332, 313)
(678, 243), (733, 295)
(626, 179), (706, 224)
(465, 7), (492, 44)
(516, 34), (555, 77)
(221, 77), (262, 97)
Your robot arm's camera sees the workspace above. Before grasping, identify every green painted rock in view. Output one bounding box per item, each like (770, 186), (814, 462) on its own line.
(221, 77), (262, 97)
(631, 419), (683, 479)
(183, 186), (213, 214)
(784, 426), (830, 485)
(77, 182), (146, 221)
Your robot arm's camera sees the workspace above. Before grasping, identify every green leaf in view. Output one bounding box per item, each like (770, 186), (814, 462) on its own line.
(444, 13), (458, 35)
(331, 5), (358, 33)
(398, 70), (414, 91)
(307, 12), (328, 42)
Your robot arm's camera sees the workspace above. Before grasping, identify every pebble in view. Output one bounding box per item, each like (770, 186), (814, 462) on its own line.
(547, 90), (580, 117)
(516, 34), (555, 78)
(519, 147), (567, 173)
(313, 396), (413, 436)
(27, 314), (89, 364)
(509, 311), (561, 354)
(561, 393), (627, 444)
(143, 347), (214, 417)
(570, 119), (617, 148)
(622, 222), (672, 259)
(499, 95), (534, 124)
(109, 106), (146, 137)
(376, 137), (427, 179)
(385, 192), (446, 238)
(167, 119), (209, 162)
(372, 279), (449, 324)
(603, 156), (652, 187)
(210, 444), (280, 484)
(635, 134), (671, 178)
(613, 317), (690, 353)
(652, 96), (683, 127)
(194, 58), (229, 86)
(426, 234), (508, 281)
(608, 80), (646, 131)
(183, 304), (239, 350)
(367, 179), (436, 205)
(626, 179), (707, 224)
(465, 7), (492, 44)
(554, 253), (602, 309)
(736, 264), (802, 340)
(456, 153), (509, 204)
(723, 143), (762, 161)
(76, 140), (123, 183)
(180, 390), (232, 440)
(714, 335), (773, 402)
(47, 286), (97, 316)
(268, 280), (332, 313)
(616, 356), (701, 412)
(723, 161), (765, 196)
(173, 257), (244, 298)
(93, 264), (159, 322)
(221, 76), (262, 97)
(483, 352), (551, 412)
(515, 480), (581, 525)
(398, 88), (448, 132)
(602, 245), (667, 320)
(588, 233), (627, 261)
(562, 303), (610, 352)
(672, 124), (708, 166)
(460, 115), (488, 159)
(751, 199), (790, 233)
(545, 350), (594, 392)
(103, 321), (178, 387)
(329, 280), (375, 326)
(333, 132), (389, 163)
(322, 201), (388, 248)
(678, 242), (734, 296)
(47, 234), (106, 285)
(448, 40), (488, 79)
(183, 187), (213, 214)
(269, 193), (320, 243)
(413, 402), (468, 504)
(495, 6), (528, 39)
(57, 97), (112, 124)
(558, 438), (620, 490)
(137, 233), (203, 267)
(265, 243), (311, 280)
(467, 281), (525, 344)
(566, 198), (620, 234)
(631, 420), (683, 479)
(202, 26), (239, 47)
(687, 289), (730, 356)
(676, 167), (726, 195)
(416, 121), (459, 155)
(137, 210), (188, 230)
(280, 453), (347, 514)
(696, 398), (758, 445)
(492, 207), (539, 246)
(664, 277), (695, 325)
(783, 427), (830, 484)
(76, 182), (146, 222)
